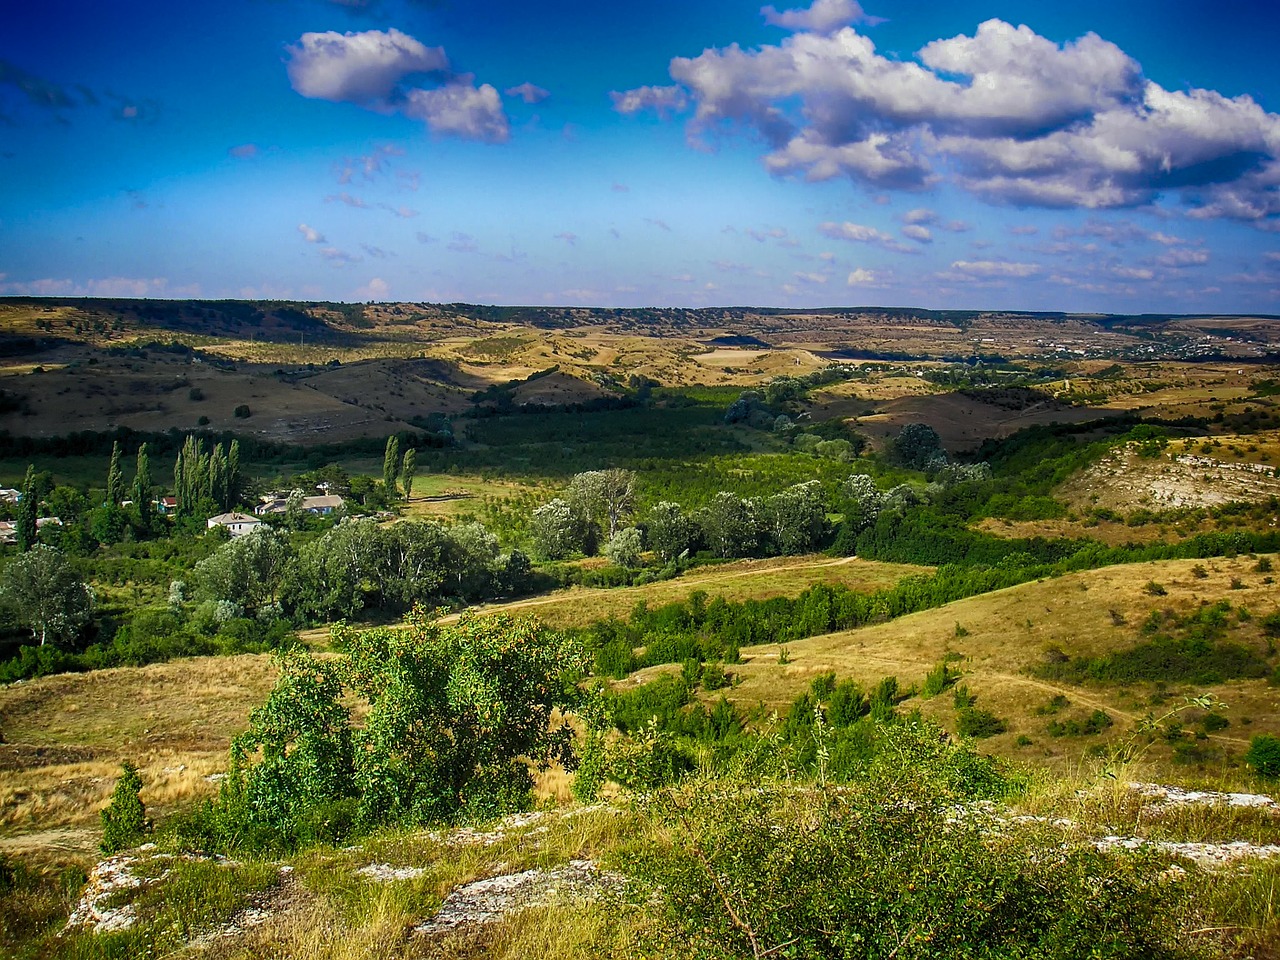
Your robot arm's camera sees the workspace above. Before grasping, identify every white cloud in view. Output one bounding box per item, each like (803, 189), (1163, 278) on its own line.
(610, 85), (688, 117)
(846, 267), (876, 284)
(762, 0), (880, 36)
(619, 16), (1280, 222)
(793, 270), (829, 284)
(1, 276), (187, 297)
(902, 224), (932, 243)
(505, 82), (549, 104)
(286, 28), (448, 104)
(286, 29), (510, 143)
(903, 208), (935, 225)
(403, 79), (509, 142)
(951, 259), (1041, 277)
(321, 247), (360, 264)
(1157, 247), (1210, 267)
(1112, 266), (1155, 280)
(1264, 251), (1280, 262)
(326, 192), (369, 208)
(818, 220), (892, 243)
(355, 277), (390, 300)
(298, 223), (326, 243)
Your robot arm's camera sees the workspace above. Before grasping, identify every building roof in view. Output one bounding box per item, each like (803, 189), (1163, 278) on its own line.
(207, 512), (262, 526)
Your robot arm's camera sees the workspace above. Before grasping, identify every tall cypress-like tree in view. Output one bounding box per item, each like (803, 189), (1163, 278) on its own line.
(134, 443), (153, 531)
(383, 436), (400, 495)
(209, 442), (227, 510)
(16, 464), (38, 552)
(227, 439), (241, 510)
(400, 448), (417, 499)
(106, 441), (125, 506)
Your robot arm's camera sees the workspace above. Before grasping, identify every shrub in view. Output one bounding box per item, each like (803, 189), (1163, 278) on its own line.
(957, 707), (1006, 738)
(628, 740), (1184, 960)
(100, 762), (149, 853)
(233, 404), (251, 418)
(1246, 734), (1280, 778)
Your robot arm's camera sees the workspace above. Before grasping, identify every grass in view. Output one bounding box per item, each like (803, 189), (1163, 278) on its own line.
(444, 555), (929, 629)
(719, 554), (1280, 776)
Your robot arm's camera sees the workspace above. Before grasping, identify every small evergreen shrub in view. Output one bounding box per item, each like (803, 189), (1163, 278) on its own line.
(100, 762), (149, 853)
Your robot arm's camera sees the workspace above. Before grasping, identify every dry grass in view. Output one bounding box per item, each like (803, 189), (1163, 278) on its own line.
(720, 555), (1280, 776)
(0, 654), (279, 849)
(442, 555), (929, 629)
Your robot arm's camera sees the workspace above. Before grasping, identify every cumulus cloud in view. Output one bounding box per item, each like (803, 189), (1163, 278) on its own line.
(846, 267), (877, 284)
(287, 28), (448, 103)
(616, 15), (1280, 224)
(505, 82), (549, 104)
(793, 270), (829, 284)
(297, 223), (326, 243)
(950, 259), (1042, 278)
(818, 219), (914, 251)
(403, 78), (509, 142)
(321, 246), (360, 264)
(1, 276), (185, 298)
(762, 0), (881, 35)
(610, 85), (688, 117)
(326, 191), (370, 208)
(355, 277), (390, 300)
(902, 224), (932, 243)
(286, 29), (510, 143)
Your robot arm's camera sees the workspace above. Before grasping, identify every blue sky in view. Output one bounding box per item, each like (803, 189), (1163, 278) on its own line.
(2, 0), (1279, 312)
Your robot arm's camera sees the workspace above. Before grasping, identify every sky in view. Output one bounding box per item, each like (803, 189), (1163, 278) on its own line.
(2, 0), (1280, 313)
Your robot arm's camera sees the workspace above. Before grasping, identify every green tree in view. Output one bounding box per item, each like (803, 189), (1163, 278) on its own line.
(194, 526), (293, 613)
(100, 762), (149, 853)
(698, 491), (759, 558)
(400, 447), (417, 499)
(1246, 734), (1280, 778)
(531, 497), (581, 560)
(0, 545), (95, 647)
(106, 441), (126, 506)
(133, 443), (153, 532)
(15, 465), (38, 552)
(763, 481), (827, 555)
(225, 611), (585, 837)
(226, 439), (242, 509)
(605, 526), (644, 568)
(647, 500), (697, 563)
(567, 468), (636, 541)
(382, 436), (401, 496)
(891, 422), (946, 471)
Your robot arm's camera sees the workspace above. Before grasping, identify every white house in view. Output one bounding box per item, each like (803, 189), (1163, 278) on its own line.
(254, 494), (345, 517)
(206, 512), (264, 537)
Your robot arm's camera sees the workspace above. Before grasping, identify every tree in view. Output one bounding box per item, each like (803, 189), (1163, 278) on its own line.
(226, 439), (242, 509)
(15, 464), (38, 552)
(531, 498), (581, 560)
(400, 447), (417, 499)
(1247, 734), (1280, 779)
(891, 422), (946, 471)
(0, 545), (95, 647)
(840, 474), (886, 535)
(100, 762), (149, 853)
(567, 468), (636, 541)
(605, 526), (644, 568)
(647, 501), (697, 563)
(382, 436), (401, 495)
(106, 441), (126, 506)
(698, 492), (760, 558)
(764, 481), (827, 555)
(227, 611), (586, 835)
(133, 443), (153, 531)
(194, 526), (292, 613)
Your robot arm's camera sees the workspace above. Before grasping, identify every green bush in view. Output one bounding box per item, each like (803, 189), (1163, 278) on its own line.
(100, 762), (150, 853)
(956, 707), (1007, 738)
(1246, 734), (1280, 778)
(628, 739), (1185, 960)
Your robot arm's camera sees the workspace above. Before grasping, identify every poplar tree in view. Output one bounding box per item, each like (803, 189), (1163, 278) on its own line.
(400, 447), (417, 499)
(134, 443), (153, 531)
(227, 439), (241, 510)
(16, 464), (38, 552)
(106, 441), (126, 506)
(382, 436), (400, 495)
